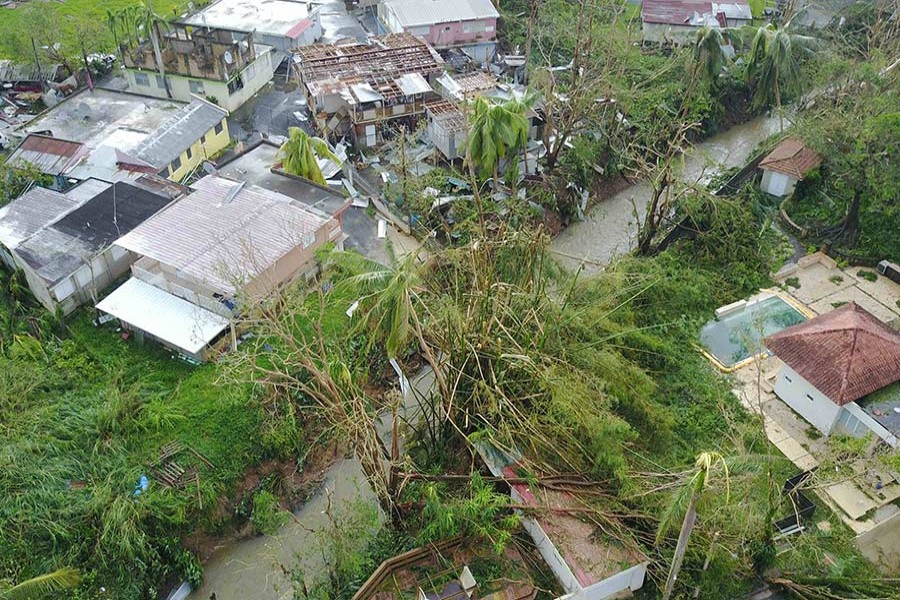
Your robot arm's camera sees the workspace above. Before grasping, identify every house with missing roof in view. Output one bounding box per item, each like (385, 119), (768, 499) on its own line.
(294, 33), (444, 149)
(759, 138), (822, 197)
(178, 0), (324, 60)
(10, 90), (230, 185)
(122, 25), (275, 113)
(765, 302), (900, 448)
(478, 444), (648, 600)
(378, 0), (500, 62)
(0, 176), (184, 315)
(640, 0), (752, 44)
(97, 175), (345, 361)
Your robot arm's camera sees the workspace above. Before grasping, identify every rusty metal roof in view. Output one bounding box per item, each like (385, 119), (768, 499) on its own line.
(641, 0), (716, 25)
(6, 134), (88, 176)
(759, 138), (823, 179)
(765, 302), (900, 405)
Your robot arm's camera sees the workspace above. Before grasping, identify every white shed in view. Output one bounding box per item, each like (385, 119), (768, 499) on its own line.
(759, 138), (822, 197)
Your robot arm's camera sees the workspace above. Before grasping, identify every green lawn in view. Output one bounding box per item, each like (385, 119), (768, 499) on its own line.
(0, 0), (188, 62)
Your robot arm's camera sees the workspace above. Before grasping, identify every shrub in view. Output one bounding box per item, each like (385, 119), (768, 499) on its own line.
(251, 490), (289, 535)
(856, 269), (877, 282)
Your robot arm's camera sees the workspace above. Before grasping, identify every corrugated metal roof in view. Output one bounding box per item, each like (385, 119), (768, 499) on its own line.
(115, 176), (334, 293)
(135, 99), (229, 169)
(0, 179), (110, 249)
(384, 0), (498, 27)
(97, 277), (229, 355)
(6, 134), (88, 175)
(395, 73), (433, 96)
(641, 0), (722, 25)
(765, 303), (900, 405)
(759, 138), (822, 179)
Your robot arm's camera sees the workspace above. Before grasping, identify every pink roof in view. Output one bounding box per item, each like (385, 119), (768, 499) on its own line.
(285, 18), (313, 39)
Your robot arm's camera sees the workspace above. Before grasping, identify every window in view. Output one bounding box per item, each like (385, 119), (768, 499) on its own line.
(155, 74), (166, 88)
(171, 156), (182, 172)
(159, 166), (170, 178)
(302, 232), (316, 248)
(200, 134), (206, 145)
(185, 146), (192, 160)
(784, 375), (792, 383)
(133, 72), (150, 87)
(463, 20), (486, 34)
(243, 62), (255, 81)
(227, 76), (244, 95)
(214, 121), (224, 135)
(806, 394), (815, 402)
(189, 79), (205, 95)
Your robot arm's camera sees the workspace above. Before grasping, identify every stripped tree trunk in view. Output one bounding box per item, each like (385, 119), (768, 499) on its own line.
(663, 492), (699, 600)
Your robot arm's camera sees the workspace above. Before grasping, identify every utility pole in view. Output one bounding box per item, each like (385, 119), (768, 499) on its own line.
(31, 38), (44, 91)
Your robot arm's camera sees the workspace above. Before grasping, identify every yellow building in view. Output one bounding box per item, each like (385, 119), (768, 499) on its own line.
(131, 97), (231, 183)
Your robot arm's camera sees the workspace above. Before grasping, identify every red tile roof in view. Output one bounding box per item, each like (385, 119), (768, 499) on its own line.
(759, 138), (822, 179)
(765, 303), (900, 405)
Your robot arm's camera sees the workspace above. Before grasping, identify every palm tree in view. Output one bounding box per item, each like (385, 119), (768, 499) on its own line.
(334, 247), (451, 409)
(1, 567), (80, 599)
(466, 96), (530, 190)
(656, 451), (731, 600)
(745, 23), (817, 131)
(106, 10), (120, 59)
(692, 26), (729, 91)
(277, 127), (341, 186)
(142, 0), (172, 99)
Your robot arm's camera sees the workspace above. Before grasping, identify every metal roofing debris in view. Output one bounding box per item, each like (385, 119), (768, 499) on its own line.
(295, 33), (444, 97)
(97, 277), (230, 355)
(6, 134), (87, 175)
(180, 0), (325, 37)
(115, 175), (333, 294)
(350, 83), (384, 103)
(395, 73), (433, 96)
(382, 0), (499, 28)
(0, 60), (64, 83)
(436, 71), (495, 101)
(135, 99), (229, 169)
(765, 302), (900, 406)
(759, 138), (822, 179)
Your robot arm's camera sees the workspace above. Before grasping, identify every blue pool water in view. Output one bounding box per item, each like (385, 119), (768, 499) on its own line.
(700, 295), (807, 368)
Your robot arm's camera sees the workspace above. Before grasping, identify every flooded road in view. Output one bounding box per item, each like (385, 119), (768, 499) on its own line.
(551, 114), (783, 272)
(186, 368), (435, 599)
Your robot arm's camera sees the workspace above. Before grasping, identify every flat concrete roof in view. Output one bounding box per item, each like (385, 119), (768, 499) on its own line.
(22, 89), (186, 153)
(217, 141), (348, 217)
(181, 0), (325, 36)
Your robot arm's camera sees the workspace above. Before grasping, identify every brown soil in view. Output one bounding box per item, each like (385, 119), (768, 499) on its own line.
(183, 440), (344, 562)
(588, 175), (632, 210)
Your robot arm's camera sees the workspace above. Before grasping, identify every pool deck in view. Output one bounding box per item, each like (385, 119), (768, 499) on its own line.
(727, 253), (900, 574)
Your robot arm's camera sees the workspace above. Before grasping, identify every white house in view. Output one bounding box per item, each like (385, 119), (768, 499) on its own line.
(759, 138), (822, 197)
(765, 302), (900, 448)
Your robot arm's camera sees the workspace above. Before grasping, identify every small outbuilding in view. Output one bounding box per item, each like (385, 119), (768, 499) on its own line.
(758, 138), (822, 197)
(765, 302), (900, 447)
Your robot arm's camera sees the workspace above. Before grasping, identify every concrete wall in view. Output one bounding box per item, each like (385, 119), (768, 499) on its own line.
(165, 118), (232, 182)
(774, 364), (842, 435)
(641, 22), (700, 44)
(125, 48), (275, 112)
(761, 169), (798, 197)
(856, 510), (900, 575)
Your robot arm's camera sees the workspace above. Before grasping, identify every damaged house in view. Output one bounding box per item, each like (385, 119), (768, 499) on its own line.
(0, 176), (184, 315)
(122, 25), (275, 112)
(294, 33), (444, 149)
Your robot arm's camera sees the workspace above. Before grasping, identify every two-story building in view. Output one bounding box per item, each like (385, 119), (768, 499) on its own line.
(378, 0), (499, 62)
(294, 33), (444, 149)
(122, 26), (275, 112)
(97, 175), (345, 361)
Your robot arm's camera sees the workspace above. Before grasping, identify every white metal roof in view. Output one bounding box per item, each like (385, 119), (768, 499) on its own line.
(97, 278), (229, 355)
(114, 175), (332, 294)
(395, 73), (433, 96)
(383, 0), (499, 28)
(180, 0), (323, 36)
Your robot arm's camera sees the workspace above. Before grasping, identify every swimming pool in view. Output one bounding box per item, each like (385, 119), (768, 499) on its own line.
(700, 294), (809, 370)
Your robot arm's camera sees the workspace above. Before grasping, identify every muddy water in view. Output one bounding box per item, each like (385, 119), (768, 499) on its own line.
(186, 458), (376, 600)
(551, 114), (783, 272)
